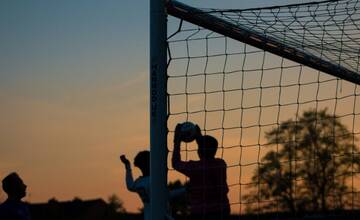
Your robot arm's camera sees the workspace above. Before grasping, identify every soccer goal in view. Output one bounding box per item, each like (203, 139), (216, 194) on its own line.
(151, 0), (360, 219)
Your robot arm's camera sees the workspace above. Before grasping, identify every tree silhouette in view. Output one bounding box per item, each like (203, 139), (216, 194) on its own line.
(108, 194), (126, 213)
(48, 197), (59, 204)
(244, 109), (360, 214)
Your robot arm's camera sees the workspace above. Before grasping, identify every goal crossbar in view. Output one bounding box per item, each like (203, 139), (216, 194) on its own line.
(166, 0), (360, 85)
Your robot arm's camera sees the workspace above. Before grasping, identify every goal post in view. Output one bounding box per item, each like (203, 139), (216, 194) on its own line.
(150, 0), (168, 219)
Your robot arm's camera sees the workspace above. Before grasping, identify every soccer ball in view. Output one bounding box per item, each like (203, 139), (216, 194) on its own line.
(180, 121), (198, 143)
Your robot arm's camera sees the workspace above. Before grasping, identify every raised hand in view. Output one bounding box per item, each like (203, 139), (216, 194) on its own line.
(194, 124), (202, 138)
(174, 123), (182, 144)
(120, 155), (130, 166)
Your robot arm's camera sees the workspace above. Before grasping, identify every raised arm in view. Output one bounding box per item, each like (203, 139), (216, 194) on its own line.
(171, 124), (183, 170)
(120, 155), (136, 192)
(172, 124), (202, 174)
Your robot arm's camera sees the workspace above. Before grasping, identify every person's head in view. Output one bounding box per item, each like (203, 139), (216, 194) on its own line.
(2, 172), (27, 201)
(196, 135), (218, 159)
(134, 151), (150, 176)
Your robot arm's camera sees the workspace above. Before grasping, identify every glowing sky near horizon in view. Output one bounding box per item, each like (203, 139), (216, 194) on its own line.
(0, 0), (350, 213)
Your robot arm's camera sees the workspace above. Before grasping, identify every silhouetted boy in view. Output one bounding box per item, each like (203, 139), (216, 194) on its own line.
(0, 172), (31, 220)
(120, 151), (150, 220)
(120, 151), (183, 220)
(172, 124), (230, 220)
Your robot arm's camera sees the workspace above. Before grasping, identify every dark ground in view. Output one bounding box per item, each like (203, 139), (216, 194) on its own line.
(28, 200), (360, 220)
(118, 211), (360, 220)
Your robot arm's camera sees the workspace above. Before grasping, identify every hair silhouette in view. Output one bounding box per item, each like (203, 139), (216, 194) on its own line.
(134, 150), (150, 176)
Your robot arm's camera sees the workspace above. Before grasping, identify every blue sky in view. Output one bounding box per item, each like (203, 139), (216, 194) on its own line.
(0, 0), (318, 96)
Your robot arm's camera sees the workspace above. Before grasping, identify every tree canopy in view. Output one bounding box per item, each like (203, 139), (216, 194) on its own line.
(244, 109), (360, 214)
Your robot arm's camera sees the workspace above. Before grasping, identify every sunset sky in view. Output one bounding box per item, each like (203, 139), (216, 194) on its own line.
(0, 0), (350, 214)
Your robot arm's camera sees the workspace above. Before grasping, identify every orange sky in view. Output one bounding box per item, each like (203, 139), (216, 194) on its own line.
(1, 0), (360, 215)
(0, 70), (150, 212)
(1, 65), (360, 214)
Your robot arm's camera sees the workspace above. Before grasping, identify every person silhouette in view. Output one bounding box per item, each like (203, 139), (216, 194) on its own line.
(121, 151), (150, 220)
(0, 172), (31, 220)
(120, 151), (184, 220)
(172, 124), (230, 220)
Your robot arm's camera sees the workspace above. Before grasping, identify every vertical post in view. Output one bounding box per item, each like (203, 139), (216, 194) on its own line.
(150, 0), (167, 219)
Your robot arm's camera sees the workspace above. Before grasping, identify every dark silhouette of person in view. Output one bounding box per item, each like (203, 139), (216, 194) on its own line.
(172, 124), (230, 220)
(0, 172), (31, 220)
(120, 151), (184, 220)
(121, 151), (151, 220)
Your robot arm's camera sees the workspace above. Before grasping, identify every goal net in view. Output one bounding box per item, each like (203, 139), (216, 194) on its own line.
(166, 0), (360, 218)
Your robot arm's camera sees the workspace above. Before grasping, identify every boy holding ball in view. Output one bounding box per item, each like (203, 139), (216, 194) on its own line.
(172, 123), (230, 220)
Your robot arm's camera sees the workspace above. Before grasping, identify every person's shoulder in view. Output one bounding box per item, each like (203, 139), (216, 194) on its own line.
(0, 200), (11, 209)
(0, 200), (13, 216)
(135, 176), (150, 185)
(0, 200), (27, 209)
(188, 160), (201, 166)
(0, 202), (4, 212)
(215, 158), (227, 166)
(0, 200), (30, 219)
(136, 175), (148, 181)
(180, 160), (201, 170)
